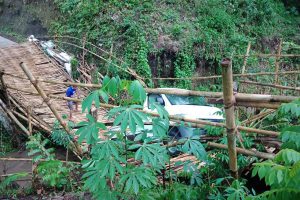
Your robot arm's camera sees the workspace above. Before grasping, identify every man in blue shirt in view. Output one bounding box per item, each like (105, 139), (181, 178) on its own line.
(66, 85), (78, 119)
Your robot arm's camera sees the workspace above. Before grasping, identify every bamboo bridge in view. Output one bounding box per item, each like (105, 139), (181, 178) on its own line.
(0, 42), (108, 142)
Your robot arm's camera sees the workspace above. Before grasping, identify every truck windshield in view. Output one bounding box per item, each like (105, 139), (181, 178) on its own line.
(165, 94), (207, 105)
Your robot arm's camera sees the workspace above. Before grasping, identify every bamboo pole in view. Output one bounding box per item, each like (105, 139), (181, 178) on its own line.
(207, 142), (275, 159)
(0, 99), (30, 136)
(6, 85), (39, 95)
(241, 42), (251, 74)
(275, 39), (282, 84)
(234, 53), (300, 58)
(208, 99), (281, 109)
(240, 80), (300, 91)
(145, 88), (296, 103)
(3, 70), (300, 86)
(4, 74), (296, 103)
(221, 58), (238, 178)
(48, 95), (279, 137)
(8, 96), (52, 132)
(0, 70), (11, 107)
(19, 62), (83, 157)
(150, 70), (300, 80)
(27, 106), (32, 135)
(12, 110), (44, 130)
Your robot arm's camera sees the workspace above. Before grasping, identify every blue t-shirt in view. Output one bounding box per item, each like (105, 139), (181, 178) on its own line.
(66, 86), (76, 97)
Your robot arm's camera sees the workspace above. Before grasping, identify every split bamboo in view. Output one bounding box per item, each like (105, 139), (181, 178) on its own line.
(48, 95), (280, 137)
(28, 106), (32, 135)
(275, 40), (282, 84)
(221, 58), (238, 178)
(19, 62), (83, 158)
(207, 142), (275, 159)
(241, 42), (251, 74)
(240, 80), (300, 92)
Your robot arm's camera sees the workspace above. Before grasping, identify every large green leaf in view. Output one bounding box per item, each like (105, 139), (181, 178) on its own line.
(75, 114), (107, 144)
(129, 141), (168, 168)
(119, 166), (157, 194)
(180, 136), (207, 161)
(129, 80), (146, 103)
(108, 105), (148, 134)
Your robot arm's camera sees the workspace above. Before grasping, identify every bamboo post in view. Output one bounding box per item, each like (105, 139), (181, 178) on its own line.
(27, 106), (32, 135)
(221, 58), (238, 178)
(19, 62), (83, 157)
(274, 39), (282, 84)
(241, 42), (251, 74)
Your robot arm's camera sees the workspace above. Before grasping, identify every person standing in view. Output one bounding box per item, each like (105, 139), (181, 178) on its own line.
(66, 85), (78, 119)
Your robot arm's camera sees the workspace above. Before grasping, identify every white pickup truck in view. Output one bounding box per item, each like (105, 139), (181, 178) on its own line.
(142, 88), (224, 138)
(143, 88), (223, 121)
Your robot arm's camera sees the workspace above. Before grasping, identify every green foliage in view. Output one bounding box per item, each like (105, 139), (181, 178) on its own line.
(108, 105), (147, 134)
(53, 0), (299, 84)
(249, 99), (300, 199)
(129, 142), (168, 168)
(281, 126), (300, 151)
(51, 120), (74, 147)
(78, 76), (209, 199)
(180, 136), (207, 161)
(82, 89), (108, 112)
(0, 173), (28, 192)
(224, 180), (250, 200)
(75, 114), (106, 145)
(26, 133), (55, 162)
(119, 166), (157, 194)
(36, 160), (69, 188)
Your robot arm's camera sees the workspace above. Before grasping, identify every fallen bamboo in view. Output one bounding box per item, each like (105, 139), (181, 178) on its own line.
(0, 99), (30, 136)
(19, 62), (83, 158)
(12, 110), (43, 131)
(8, 96), (51, 132)
(208, 99), (281, 109)
(240, 80), (300, 91)
(48, 95), (280, 137)
(241, 110), (275, 125)
(221, 58), (238, 178)
(207, 142), (275, 160)
(3, 69), (300, 83)
(145, 88), (297, 103)
(30, 79), (298, 104)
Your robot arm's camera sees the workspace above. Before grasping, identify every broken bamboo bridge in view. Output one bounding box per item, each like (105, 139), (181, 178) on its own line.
(0, 41), (299, 161)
